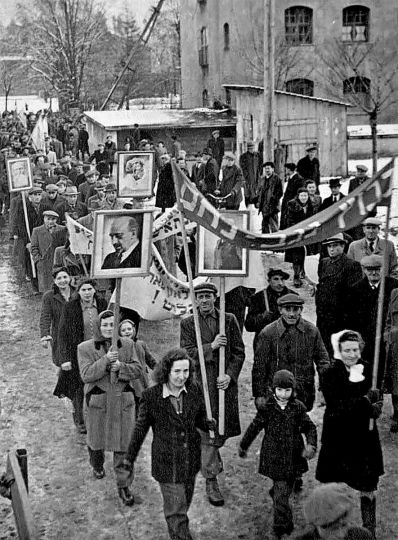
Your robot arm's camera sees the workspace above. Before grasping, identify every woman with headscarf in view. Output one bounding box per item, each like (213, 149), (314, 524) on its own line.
(315, 330), (384, 539)
(57, 278), (107, 433)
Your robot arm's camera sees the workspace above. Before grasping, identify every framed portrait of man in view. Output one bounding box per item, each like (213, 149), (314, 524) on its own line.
(116, 151), (155, 198)
(91, 209), (153, 278)
(197, 210), (249, 276)
(6, 157), (33, 192)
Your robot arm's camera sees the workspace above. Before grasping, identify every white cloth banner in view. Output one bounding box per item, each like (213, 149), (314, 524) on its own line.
(66, 215), (94, 255)
(30, 114), (48, 151)
(152, 206), (196, 242)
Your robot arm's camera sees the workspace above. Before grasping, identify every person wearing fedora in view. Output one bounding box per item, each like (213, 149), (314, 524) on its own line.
(316, 234), (363, 358)
(55, 185), (88, 224)
(180, 282), (245, 507)
(319, 178), (344, 211)
(280, 163), (305, 230)
(207, 129), (225, 169)
(245, 268), (297, 351)
(347, 217), (398, 278)
(296, 145), (320, 189)
(102, 183), (123, 210)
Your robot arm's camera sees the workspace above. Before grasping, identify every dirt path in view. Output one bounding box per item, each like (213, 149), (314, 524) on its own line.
(0, 226), (397, 540)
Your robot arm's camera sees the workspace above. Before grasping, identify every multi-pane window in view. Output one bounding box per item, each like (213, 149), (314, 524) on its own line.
(285, 7), (313, 45)
(286, 78), (314, 96)
(342, 6), (369, 42)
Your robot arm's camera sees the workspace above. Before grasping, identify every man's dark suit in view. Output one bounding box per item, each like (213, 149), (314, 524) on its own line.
(319, 192), (344, 212)
(101, 247), (141, 269)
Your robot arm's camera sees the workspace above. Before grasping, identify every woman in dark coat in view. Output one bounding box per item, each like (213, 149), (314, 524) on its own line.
(316, 330), (384, 539)
(40, 267), (75, 366)
(57, 278), (107, 433)
(284, 188), (313, 287)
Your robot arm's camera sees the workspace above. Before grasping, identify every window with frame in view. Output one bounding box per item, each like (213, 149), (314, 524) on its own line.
(342, 5), (369, 42)
(286, 78), (314, 96)
(285, 6), (313, 45)
(223, 23), (230, 50)
(199, 27), (208, 67)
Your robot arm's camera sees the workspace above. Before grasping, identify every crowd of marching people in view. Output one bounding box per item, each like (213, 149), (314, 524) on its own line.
(2, 109), (398, 540)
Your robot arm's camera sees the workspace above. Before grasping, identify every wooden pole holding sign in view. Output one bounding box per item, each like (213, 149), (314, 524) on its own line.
(21, 191), (36, 278)
(218, 276), (226, 435)
(110, 278), (122, 385)
(172, 163), (214, 437)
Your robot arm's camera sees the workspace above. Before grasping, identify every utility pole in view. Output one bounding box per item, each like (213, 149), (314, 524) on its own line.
(263, 0), (275, 163)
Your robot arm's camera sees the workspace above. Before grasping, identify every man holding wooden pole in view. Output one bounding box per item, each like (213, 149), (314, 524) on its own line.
(180, 282), (245, 506)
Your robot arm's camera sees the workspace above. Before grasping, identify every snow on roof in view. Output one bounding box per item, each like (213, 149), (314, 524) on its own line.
(83, 108), (236, 130)
(348, 124), (398, 137)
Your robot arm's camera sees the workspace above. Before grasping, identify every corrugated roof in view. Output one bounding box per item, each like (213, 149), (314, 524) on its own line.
(223, 84), (352, 107)
(83, 108), (236, 129)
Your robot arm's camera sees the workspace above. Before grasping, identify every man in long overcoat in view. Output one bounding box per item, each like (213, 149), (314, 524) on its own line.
(384, 288), (398, 432)
(316, 234), (363, 358)
(257, 161), (283, 233)
(180, 282), (245, 507)
(78, 310), (143, 505)
(217, 152), (243, 209)
(280, 163), (304, 229)
(297, 145), (320, 188)
(30, 211), (66, 292)
(239, 141), (262, 207)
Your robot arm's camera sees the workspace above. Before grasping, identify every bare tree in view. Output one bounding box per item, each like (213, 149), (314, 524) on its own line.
(0, 61), (16, 111)
(318, 37), (398, 172)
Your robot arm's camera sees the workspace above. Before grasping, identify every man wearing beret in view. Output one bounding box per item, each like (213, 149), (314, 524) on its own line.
(30, 211), (66, 293)
(296, 145), (320, 189)
(245, 268), (296, 350)
(347, 217), (398, 278)
(345, 254), (398, 388)
(180, 282), (245, 506)
(316, 233), (363, 358)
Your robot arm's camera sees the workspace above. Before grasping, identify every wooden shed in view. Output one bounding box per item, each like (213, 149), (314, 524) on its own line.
(224, 84), (351, 177)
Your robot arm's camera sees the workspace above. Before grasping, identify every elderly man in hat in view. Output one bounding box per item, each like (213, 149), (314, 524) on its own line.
(102, 183), (123, 210)
(347, 217), (398, 278)
(30, 210), (66, 293)
(319, 177), (344, 211)
(207, 129), (225, 169)
(297, 145), (320, 188)
(216, 151), (243, 209)
(87, 178), (107, 209)
(239, 141), (262, 208)
(280, 162), (305, 229)
(55, 185), (88, 224)
(316, 233), (363, 357)
(245, 268), (297, 350)
(198, 147), (219, 198)
(345, 254), (398, 388)
(180, 282), (245, 507)
(39, 184), (61, 217)
(349, 164), (369, 192)
(257, 161), (283, 233)
(78, 169), (100, 204)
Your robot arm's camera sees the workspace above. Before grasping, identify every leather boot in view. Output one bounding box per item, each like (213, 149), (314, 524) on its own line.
(206, 478), (224, 506)
(360, 496), (377, 539)
(118, 486), (135, 506)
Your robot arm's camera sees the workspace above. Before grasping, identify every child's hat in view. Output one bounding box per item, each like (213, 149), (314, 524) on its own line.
(272, 370), (295, 389)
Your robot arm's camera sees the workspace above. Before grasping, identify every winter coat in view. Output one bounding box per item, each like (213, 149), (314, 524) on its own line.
(78, 337), (143, 452)
(245, 285), (296, 350)
(383, 289), (398, 395)
(207, 136), (225, 167)
(347, 237), (398, 278)
(30, 224), (67, 292)
(218, 164), (243, 209)
(280, 173), (305, 229)
(239, 151), (262, 203)
(40, 285), (75, 366)
(200, 158), (219, 196)
(180, 309), (245, 438)
(89, 150), (109, 175)
(253, 317), (330, 410)
(296, 156), (320, 186)
(104, 141), (117, 163)
(315, 359), (384, 492)
(129, 339), (157, 399)
(240, 395), (317, 481)
(155, 162), (176, 209)
(11, 196), (42, 242)
(284, 198), (313, 264)
(345, 276), (398, 386)
(54, 200), (88, 225)
(257, 173), (283, 217)
(318, 192), (345, 212)
(126, 382), (209, 483)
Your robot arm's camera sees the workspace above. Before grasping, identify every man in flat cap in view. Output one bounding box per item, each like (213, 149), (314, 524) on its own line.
(347, 217), (398, 278)
(30, 210), (66, 293)
(39, 184), (61, 218)
(207, 129), (225, 169)
(296, 145), (320, 189)
(316, 233), (363, 357)
(180, 282), (245, 507)
(318, 177), (344, 211)
(239, 141), (262, 208)
(198, 147), (219, 198)
(280, 163), (305, 229)
(102, 183), (123, 211)
(349, 164), (369, 192)
(55, 185), (88, 224)
(216, 152), (243, 209)
(245, 268), (297, 351)
(257, 161), (283, 233)
(78, 169), (99, 204)
(345, 254), (398, 387)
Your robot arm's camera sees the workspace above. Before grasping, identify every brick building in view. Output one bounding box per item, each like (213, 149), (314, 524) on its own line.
(180, 0), (398, 123)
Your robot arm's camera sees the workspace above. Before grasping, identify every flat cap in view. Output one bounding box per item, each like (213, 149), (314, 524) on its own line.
(272, 370), (295, 389)
(268, 268), (290, 280)
(64, 185), (78, 194)
(43, 210), (59, 218)
(329, 177), (341, 187)
(356, 164), (368, 173)
(304, 483), (353, 527)
(361, 254), (383, 268)
(86, 169), (99, 178)
(201, 147), (213, 156)
(88, 199), (103, 211)
(305, 144), (317, 152)
(322, 233), (347, 245)
(363, 217), (381, 227)
(45, 183), (58, 191)
(194, 282), (218, 295)
(277, 293), (304, 306)
(28, 185), (43, 195)
(56, 178), (67, 186)
(104, 183), (117, 192)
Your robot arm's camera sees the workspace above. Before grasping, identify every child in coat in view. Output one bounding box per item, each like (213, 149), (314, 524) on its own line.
(239, 370), (317, 539)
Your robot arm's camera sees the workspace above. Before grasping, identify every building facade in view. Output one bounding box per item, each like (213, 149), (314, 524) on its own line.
(180, 0), (398, 123)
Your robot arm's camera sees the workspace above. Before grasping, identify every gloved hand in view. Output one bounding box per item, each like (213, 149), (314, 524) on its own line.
(254, 397), (267, 412)
(366, 388), (380, 403)
(302, 444), (316, 460)
(238, 446), (247, 458)
(371, 401), (383, 419)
